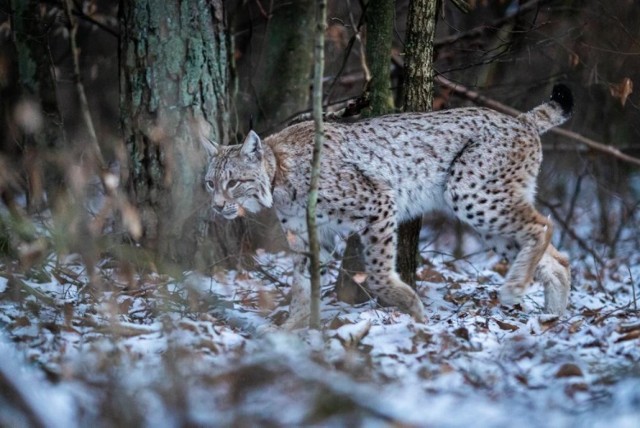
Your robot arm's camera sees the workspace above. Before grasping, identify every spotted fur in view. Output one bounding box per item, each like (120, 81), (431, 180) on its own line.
(204, 85), (573, 328)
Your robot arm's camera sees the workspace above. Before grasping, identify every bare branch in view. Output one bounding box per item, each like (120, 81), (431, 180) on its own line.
(62, 0), (105, 170)
(434, 0), (546, 48)
(326, 2), (368, 105)
(538, 198), (605, 266)
(436, 75), (640, 168)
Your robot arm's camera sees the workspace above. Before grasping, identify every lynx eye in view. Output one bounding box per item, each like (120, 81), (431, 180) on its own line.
(205, 180), (215, 191)
(227, 179), (240, 189)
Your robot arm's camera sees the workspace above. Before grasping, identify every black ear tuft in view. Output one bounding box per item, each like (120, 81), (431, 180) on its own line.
(551, 84), (573, 116)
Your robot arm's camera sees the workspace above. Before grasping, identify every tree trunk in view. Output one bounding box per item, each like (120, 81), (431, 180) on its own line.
(9, 0), (65, 212)
(363, 0), (395, 117)
(335, 233), (369, 303)
(119, 0), (242, 269)
(253, 0), (315, 129)
(396, 0), (437, 288)
(336, 0), (395, 303)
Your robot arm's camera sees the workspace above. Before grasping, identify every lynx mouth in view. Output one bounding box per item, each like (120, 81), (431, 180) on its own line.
(212, 202), (245, 220)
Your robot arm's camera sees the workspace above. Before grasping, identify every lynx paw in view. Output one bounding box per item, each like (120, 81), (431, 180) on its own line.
(540, 256), (571, 315)
(402, 295), (425, 322)
(381, 273), (425, 322)
(540, 265), (570, 315)
(280, 312), (310, 331)
(499, 283), (524, 308)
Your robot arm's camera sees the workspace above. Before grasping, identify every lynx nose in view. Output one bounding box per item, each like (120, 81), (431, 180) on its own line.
(212, 200), (226, 213)
(212, 193), (226, 210)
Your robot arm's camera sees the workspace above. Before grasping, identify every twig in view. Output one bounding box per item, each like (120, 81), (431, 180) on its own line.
(346, 0), (371, 83)
(326, 2), (368, 105)
(628, 265), (638, 312)
(553, 128), (640, 168)
(62, 0), (105, 170)
(307, 0), (327, 329)
(254, 0), (269, 19)
(538, 198), (605, 266)
(559, 169), (586, 247)
(449, 0), (471, 13)
(253, 263), (291, 289)
(72, 8), (118, 38)
(610, 199), (640, 253)
(9, 276), (56, 306)
(592, 300), (636, 325)
(434, 0), (545, 48)
(591, 251), (609, 300)
(40, 0), (118, 38)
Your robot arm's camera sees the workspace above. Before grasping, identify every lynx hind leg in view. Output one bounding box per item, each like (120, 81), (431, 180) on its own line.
(357, 203), (425, 322)
(484, 234), (570, 314)
(495, 209), (553, 306)
(445, 159), (553, 309)
(535, 244), (571, 315)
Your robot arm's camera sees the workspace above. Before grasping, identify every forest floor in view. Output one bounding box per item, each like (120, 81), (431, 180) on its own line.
(1, 211), (639, 427)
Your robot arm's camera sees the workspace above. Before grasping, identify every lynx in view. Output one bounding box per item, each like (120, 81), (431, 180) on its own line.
(203, 85), (573, 328)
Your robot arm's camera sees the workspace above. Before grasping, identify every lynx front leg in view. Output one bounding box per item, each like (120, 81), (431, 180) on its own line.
(358, 207), (425, 322)
(282, 230), (312, 330)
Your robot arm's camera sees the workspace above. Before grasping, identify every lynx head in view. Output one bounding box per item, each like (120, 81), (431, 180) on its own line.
(202, 131), (273, 220)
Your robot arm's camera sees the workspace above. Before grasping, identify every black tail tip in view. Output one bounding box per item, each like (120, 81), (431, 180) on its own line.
(551, 84), (573, 116)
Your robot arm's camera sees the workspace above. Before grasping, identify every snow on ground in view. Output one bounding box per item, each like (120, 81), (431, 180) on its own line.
(1, 225), (639, 427)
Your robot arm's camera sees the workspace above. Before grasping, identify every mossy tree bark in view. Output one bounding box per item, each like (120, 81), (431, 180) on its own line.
(397, 0), (437, 288)
(120, 0), (244, 269)
(336, 0), (395, 303)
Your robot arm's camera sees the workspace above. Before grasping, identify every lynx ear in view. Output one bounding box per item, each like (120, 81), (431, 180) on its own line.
(201, 137), (220, 158)
(241, 130), (263, 161)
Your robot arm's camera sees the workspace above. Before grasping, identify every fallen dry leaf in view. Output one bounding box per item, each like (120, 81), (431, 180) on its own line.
(615, 329), (640, 343)
(609, 77), (633, 107)
(568, 52), (580, 68)
(539, 314), (560, 325)
(492, 261), (509, 277)
(453, 326), (470, 341)
(495, 319), (519, 332)
(569, 319), (584, 334)
(352, 272), (368, 284)
(328, 317), (353, 330)
(418, 268), (446, 283)
(617, 321), (640, 334)
(556, 363), (583, 378)
(565, 383), (589, 398)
